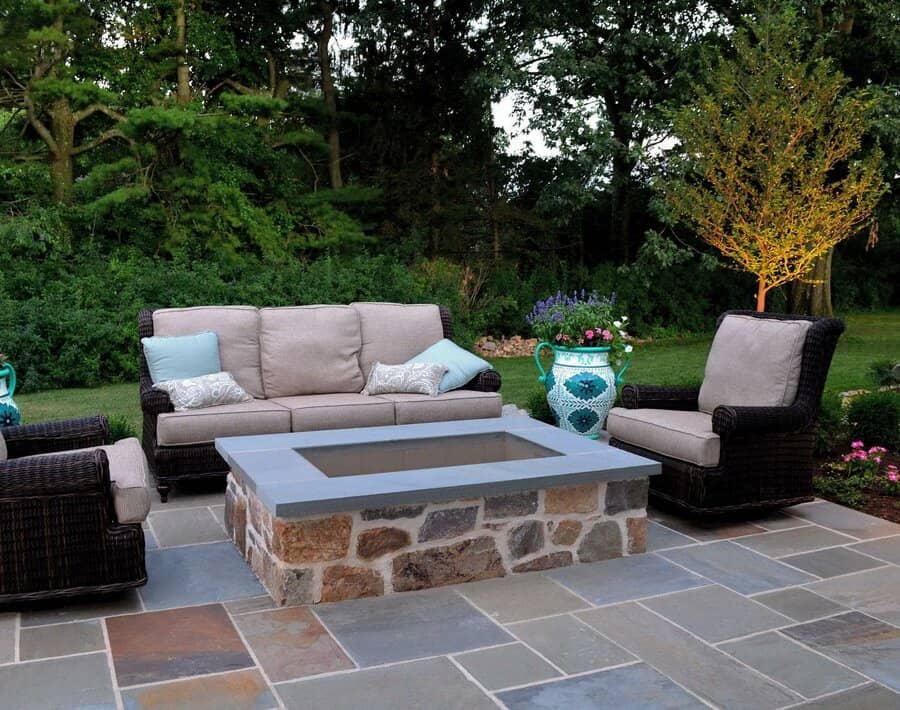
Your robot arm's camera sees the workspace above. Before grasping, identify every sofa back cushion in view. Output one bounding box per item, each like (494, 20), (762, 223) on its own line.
(259, 306), (364, 397)
(698, 314), (812, 414)
(152, 306), (265, 398)
(352, 302), (445, 379)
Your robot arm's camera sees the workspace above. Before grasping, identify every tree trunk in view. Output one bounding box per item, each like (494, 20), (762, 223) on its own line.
(175, 0), (190, 105)
(756, 277), (767, 312)
(49, 98), (75, 203)
(318, 2), (342, 189)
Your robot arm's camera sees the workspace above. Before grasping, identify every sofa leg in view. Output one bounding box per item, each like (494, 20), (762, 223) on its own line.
(157, 483), (170, 503)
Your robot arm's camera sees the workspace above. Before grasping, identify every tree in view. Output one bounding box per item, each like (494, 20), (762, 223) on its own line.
(665, 12), (885, 312)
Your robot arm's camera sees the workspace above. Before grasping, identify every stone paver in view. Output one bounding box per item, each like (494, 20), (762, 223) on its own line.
(736, 526), (856, 558)
(578, 602), (801, 708)
(786, 501), (900, 539)
(149, 506), (228, 547)
(648, 508), (766, 541)
(752, 587), (848, 622)
(0, 652), (116, 710)
(646, 520), (696, 551)
(19, 620), (105, 661)
(780, 547), (886, 578)
(0, 612), (15, 664)
(642, 585), (790, 642)
(234, 606), (353, 682)
(454, 643), (560, 690)
(752, 511), (812, 531)
(275, 657), (496, 710)
(497, 662), (705, 709)
(508, 614), (635, 674)
(807, 566), (900, 626)
(547, 552), (708, 604)
(313, 589), (511, 667)
(19, 590), (143, 627)
(120, 668), (278, 710)
(850, 535), (900, 565)
(793, 682), (900, 708)
(719, 631), (865, 698)
(458, 574), (588, 623)
(660, 540), (816, 594)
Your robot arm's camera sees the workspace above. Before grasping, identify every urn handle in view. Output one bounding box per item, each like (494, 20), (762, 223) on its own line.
(616, 353), (631, 386)
(534, 341), (554, 384)
(0, 363), (14, 398)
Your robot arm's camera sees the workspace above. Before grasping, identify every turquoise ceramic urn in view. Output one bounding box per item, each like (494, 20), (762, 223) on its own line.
(0, 362), (20, 427)
(534, 344), (628, 438)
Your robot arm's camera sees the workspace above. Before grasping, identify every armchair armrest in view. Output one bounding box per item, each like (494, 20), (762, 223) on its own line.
(0, 450), (110, 497)
(2, 415), (110, 458)
(712, 404), (812, 438)
(463, 369), (502, 392)
(140, 379), (174, 416)
(620, 384), (700, 410)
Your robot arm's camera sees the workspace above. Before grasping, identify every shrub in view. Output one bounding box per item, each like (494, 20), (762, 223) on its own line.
(108, 415), (138, 443)
(525, 388), (555, 425)
(815, 392), (848, 457)
(847, 391), (900, 449)
(868, 359), (900, 387)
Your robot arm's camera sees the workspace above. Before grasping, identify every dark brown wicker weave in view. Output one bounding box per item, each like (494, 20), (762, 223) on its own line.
(139, 304), (502, 502)
(0, 416), (147, 603)
(609, 311), (844, 517)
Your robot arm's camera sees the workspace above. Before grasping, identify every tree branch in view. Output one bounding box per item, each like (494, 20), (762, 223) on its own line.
(22, 94), (57, 154)
(72, 127), (128, 155)
(72, 103), (126, 124)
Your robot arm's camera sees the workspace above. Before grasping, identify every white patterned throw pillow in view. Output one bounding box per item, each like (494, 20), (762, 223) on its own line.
(361, 362), (448, 397)
(153, 371), (253, 410)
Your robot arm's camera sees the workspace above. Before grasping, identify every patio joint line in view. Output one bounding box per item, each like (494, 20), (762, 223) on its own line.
(13, 611), (19, 663)
(307, 606), (360, 670)
(707, 608), (860, 648)
(482, 658), (641, 694)
(775, 681), (883, 710)
(445, 654), (506, 709)
(99, 620), (125, 710)
(223, 603), (288, 710)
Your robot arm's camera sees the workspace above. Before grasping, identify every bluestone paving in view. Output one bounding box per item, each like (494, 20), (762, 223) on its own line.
(19, 589), (143, 626)
(752, 510), (812, 531)
(547, 552), (708, 604)
(850, 535), (900, 564)
(458, 574), (588, 623)
(0, 652), (117, 710)
(274, 657), (497, 710)
(577, 602), (802, 709)
(140, 541), (265, 610)
(646, 520), (696, 550)
(148, 506), (228, 547)
(785, 500), (900, 539)
(783, 611), (900, 692)
(752, 587), (848, 622)
(719, 631), (866, 698)
(454, 642), (560, 690)
(119, 668), (278, 710)
(18, 620), (105, 660)
(780, 546), (886, 578)
(793, 682), (900, 709)
(807, 566), (900, 625)
(224, 595), (278, 615)
(507, 614), (635, 674)
(660, 540), (817, 594)
(642, 585), (790, 642)
(0, 612), (15, 663)
(313, 589), (512, 667)
(736, 526), (856, 558)
(497, 662), (706, 709)
(648, 507), (765, 541)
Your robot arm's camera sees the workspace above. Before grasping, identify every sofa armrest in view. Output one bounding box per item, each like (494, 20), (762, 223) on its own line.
(462, 369), (502, 392)
(620, 384), (700, 410)
(2, 415), (110, 458)
(0, 449), (110, 497)
(140, 379), (174, 416)
(712, 404), (812, 438)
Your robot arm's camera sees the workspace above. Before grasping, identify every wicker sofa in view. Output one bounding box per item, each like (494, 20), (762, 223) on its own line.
(139, 302), (503, 501)
(608, 311), (844, 516)
(0, 416), (149, 603)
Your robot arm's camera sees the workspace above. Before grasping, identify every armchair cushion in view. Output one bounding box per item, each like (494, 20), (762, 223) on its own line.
(698, 315), (811, 414)
(607, 407), (720, 467)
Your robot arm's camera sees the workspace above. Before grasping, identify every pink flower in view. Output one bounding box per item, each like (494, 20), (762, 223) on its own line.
(869, 446), (887, 454)
(888, 465), (899, 472)
(889, 471), (899, 483)
(555, 333), (563, 341)
(585, 329), (595, 339)
(851, 440), (865, 449)
(602, 329), (613, 341)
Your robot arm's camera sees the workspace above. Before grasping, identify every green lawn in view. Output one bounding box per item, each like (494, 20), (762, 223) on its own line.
(15, 311), (899, 436)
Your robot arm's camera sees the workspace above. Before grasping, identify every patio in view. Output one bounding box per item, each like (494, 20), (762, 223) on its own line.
(2, 491), (900, 709)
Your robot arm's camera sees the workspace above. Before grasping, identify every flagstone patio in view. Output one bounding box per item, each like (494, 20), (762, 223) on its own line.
(3, 488), (900, 709)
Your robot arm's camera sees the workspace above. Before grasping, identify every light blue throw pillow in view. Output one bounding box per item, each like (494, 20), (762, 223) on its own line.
(141, 331), (221, 384)
(406, 339), (491, 393)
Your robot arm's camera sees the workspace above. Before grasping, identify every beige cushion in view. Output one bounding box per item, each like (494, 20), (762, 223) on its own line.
(698, 315), (812, 414)
(378, 390), (502, 425)
(0, 430), (6, 461)
(270, 394), (395, 432)
(351, 302), (444, 379)
(607, 408), (720, 467)
(156, 399), (291, 446)
(27, 438), (151, 523)
(153, 306), (264, 398)
(259, 306), (364, 397)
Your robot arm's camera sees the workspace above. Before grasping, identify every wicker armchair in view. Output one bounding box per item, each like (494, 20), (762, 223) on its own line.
(609, 311), (844, 516)
(0, 416), (147, 603)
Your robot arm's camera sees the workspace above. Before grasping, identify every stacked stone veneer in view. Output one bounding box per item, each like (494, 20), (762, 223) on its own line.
(225, 472), (649, 605)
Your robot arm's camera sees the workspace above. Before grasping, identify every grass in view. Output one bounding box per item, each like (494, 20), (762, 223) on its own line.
(14, 311), (900, 432)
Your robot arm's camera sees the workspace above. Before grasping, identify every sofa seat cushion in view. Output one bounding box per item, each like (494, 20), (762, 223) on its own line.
(607, 408), (720, 468)
(156, 399), (291, 446)
(698, 315), (812, 414)
(28, 438), (151, 524)
(153, 306), (265, 398)
(259, 306), (364, 397)
(352, 302), (445, 379)
(377, 390), (502, 425)
(270, 394), (396, 432)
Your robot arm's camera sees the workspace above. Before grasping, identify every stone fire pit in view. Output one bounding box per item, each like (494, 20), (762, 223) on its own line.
(217, 418), (659, 605)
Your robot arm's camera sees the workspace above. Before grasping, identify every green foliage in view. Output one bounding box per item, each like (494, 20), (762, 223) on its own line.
(847, 391), (900, 449)
(815, 392), (848, 457)
(525, 388), (555, 424)
(108, 414), (138, 443)
(869, 360), (900, 387)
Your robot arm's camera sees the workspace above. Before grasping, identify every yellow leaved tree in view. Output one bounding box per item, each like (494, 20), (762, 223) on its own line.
(666, 13), (886, 312)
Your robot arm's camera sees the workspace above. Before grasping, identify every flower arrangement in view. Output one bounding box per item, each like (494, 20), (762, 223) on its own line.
(526, 290), (633, 353)
(815, 440), (897, 507)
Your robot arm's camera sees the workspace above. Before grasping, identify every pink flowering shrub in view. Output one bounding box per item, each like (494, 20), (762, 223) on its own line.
(816, 439), (898, 507)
